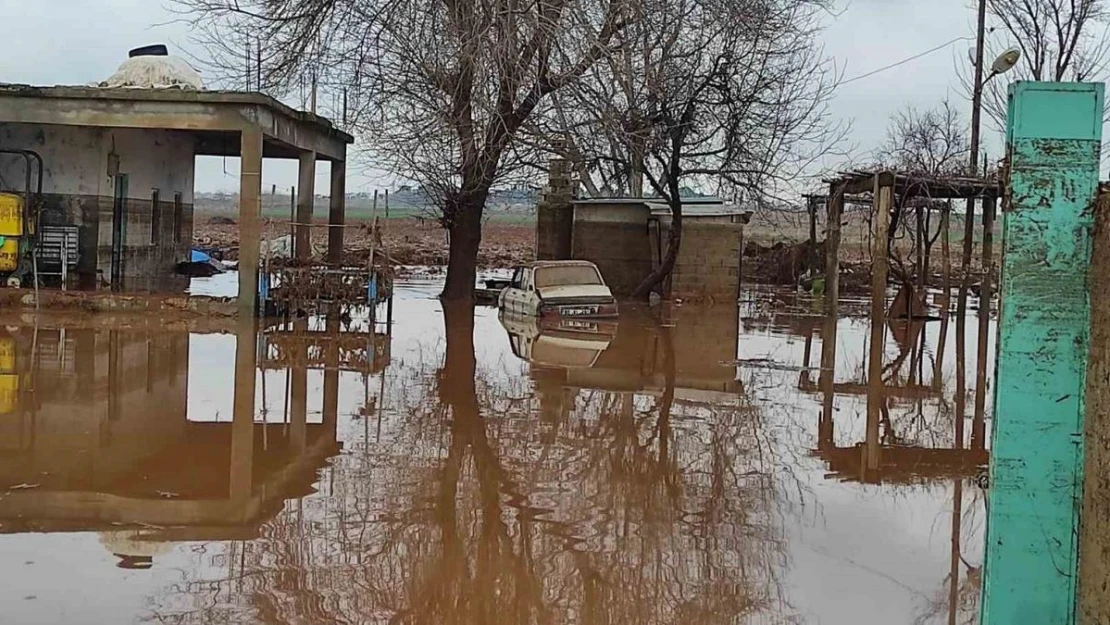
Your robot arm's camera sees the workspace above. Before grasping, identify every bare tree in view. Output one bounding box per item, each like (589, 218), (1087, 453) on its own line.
(881, 102), (970, 177)
(173, 0), (632, 301)
(971, 0), (1110, 128)
(877, 101), (970, 287)
(534, 0), (840, 297)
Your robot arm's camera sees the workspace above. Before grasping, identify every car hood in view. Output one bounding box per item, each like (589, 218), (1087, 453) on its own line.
(537, 284), (614, 301)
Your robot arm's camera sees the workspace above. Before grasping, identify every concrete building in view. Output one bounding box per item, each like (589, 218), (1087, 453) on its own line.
(0, 82), (352, 312)
(535, 161), (751, 300)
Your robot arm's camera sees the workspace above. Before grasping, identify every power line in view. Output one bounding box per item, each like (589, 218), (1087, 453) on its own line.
(841, 36), (975, 85)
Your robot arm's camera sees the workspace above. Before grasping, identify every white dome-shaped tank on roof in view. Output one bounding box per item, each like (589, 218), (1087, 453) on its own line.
(100, 44), (204, 90)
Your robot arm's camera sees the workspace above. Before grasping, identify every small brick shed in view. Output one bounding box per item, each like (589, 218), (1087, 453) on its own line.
(536, 193), (751, 300)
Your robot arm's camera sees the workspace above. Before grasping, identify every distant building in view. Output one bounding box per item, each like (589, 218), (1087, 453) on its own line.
(535, 160), (752, 300)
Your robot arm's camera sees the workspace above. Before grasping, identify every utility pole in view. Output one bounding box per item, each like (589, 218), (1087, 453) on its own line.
(959, 0), (988, 310)
(969, 0), (987, 173)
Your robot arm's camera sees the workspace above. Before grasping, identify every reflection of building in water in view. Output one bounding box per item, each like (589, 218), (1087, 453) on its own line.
(0, 322), (342, 560)
(505, 305), (742, 424)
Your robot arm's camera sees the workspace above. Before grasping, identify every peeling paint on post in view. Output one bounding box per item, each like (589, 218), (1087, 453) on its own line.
(982, 81), (1104, 624)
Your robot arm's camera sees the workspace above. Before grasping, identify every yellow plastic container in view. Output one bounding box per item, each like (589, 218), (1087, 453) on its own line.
(0, 336), (13, 374)
(0, 193), (22, 237)
(0, 374), (17, 414)
(0, 238), (17, 273)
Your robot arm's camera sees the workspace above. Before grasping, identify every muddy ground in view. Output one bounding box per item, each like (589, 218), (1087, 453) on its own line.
(194, 211), (534, 268)
(194, 210), (987, 290)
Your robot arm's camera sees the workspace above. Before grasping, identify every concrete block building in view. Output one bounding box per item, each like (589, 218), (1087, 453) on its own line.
(535, 162), (751, 300)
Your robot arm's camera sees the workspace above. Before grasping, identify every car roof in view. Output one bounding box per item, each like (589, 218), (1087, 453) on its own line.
(528, 260), (599, 269)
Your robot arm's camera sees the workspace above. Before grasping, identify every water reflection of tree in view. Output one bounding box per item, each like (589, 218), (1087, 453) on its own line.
(149, 304), (783, 624)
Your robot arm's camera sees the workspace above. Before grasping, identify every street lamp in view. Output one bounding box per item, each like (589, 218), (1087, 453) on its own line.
(984, 47), (1022, 85)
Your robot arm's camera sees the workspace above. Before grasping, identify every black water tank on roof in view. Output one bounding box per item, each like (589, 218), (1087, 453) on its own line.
(129, 44), (169, 58)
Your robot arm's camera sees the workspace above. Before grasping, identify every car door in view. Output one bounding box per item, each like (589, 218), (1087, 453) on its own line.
(501, 267), (526, 312)
(522, 269), (541, 315)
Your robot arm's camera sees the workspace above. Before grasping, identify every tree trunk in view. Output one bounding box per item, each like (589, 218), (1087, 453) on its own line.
(633, 199), (682, 299)
(442, 190), (488, 302)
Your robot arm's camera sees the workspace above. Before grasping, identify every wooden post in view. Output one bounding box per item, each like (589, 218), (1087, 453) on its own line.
(865, 173), (893, 478)
(819, 183), (844, 452)
(328, 160), (346, 264)
(808, 195), (818, 271)
(825, 184), (843, 310)
(238, 129), (264, 317)
(933, 203), (952, 390)
(915, 204), (925, 291)
(984, 81), (1103, 624)
(296, 151), (316, 261)
(289, 185), (296, 242)
(972, 194), (996, 450)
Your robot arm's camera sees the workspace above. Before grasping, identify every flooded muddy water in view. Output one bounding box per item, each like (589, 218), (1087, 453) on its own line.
(0, 281), (994, 624)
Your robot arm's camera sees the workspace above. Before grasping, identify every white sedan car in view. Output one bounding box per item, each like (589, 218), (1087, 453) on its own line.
(498, 260), (619, 319)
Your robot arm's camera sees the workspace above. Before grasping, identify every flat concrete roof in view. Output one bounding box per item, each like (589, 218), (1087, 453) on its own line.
(0, 84), (353, 161)
(572, 196), (752, 218)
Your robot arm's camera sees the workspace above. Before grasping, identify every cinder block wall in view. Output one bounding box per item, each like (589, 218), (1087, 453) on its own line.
(571, 220), (653, 296)
(536, 203), (572, 260)
(666, 221), (743, 301)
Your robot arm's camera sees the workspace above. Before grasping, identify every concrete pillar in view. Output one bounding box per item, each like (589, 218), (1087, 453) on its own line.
(323, 309), (340, 434)
(536, 158), (574, 260)
(296, 151), (316, 261)
(238, 129), (264, 316)
(290, 319), (308, 452)
(328, 161), (346, 264)
(230, 318), (258, 502)
(983, 81), (1104, 624)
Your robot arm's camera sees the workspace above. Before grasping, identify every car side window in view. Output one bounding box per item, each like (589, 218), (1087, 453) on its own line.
(511, 268), (523, 289)
(523, 270), (533, 291)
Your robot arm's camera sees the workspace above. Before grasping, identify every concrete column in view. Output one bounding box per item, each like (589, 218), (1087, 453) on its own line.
(984, 81), (1104, 624)
(296, 151), (316, 261)
(230, 318), (258, 502)
(323, 309), (340, 434)
(328, 161), (346, 264)
(290, 319), (308, 452)
(238, 129), (264, 316)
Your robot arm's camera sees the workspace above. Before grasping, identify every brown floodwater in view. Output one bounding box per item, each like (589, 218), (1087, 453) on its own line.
(0, 279), (994, 624)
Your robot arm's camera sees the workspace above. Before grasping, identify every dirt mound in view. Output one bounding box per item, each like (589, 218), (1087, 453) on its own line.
(207, 215), (237, 226)
(744, 239), (824, 284)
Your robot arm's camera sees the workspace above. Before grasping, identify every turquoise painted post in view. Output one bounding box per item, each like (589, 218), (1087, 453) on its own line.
(982, 81), (1104, 624)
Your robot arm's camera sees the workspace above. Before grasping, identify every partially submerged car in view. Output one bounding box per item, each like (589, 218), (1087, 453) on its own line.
(498, 260), (618, 319)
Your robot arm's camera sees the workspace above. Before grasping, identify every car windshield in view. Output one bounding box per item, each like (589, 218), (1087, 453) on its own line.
(534, 266), (602, 288)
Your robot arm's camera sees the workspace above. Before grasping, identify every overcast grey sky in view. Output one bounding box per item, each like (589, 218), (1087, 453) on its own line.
(0, 0), (1010, 194)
